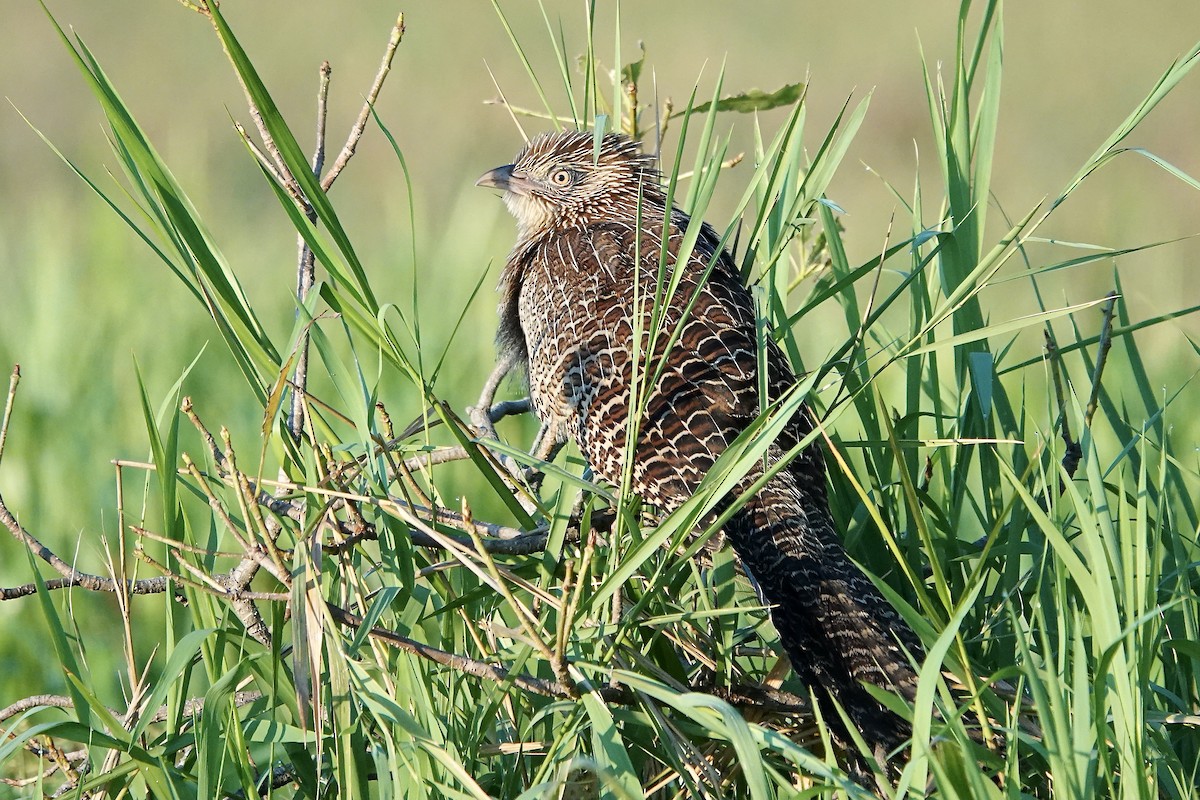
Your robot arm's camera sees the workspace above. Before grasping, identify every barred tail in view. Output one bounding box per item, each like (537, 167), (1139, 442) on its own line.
(724, 465), (921, 757)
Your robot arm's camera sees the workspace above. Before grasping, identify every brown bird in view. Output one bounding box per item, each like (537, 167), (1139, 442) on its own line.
(477, 130), (922, 762)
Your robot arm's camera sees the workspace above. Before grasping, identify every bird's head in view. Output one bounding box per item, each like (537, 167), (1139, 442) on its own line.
(476, 131), (662, 237)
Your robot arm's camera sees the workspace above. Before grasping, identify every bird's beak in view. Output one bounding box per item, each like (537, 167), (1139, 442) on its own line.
(475, 164), (531, 195)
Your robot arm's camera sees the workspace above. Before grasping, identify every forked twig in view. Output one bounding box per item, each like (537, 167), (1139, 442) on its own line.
(321, 14), (406, 192)
(0, 492), (170, 600)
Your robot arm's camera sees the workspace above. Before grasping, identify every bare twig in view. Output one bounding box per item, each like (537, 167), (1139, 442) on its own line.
(1044, 329), (1082, 481)
(0, 690), (265, 727)
(287, 62), (332, 443)
(320, 14), (406, 192)
(0, 364), (18, 468)
(325, 601), (587, 701)
(214, 432), (278, 645)
(0, 492), (169, 600)
(234, 122), (290, 189)
(392, 396), (531, 448)
(181, 454), (258, 562)
(0, 694), (75, 721)
(181, 396), (227, 471)
(130, 525), (244, 558)
(311, 61), (331, 179)
(249, 102), (310, 209)
(1046, 290), (1118, 483)
(463, 501), (577, 697)
(1084, 291), (1120, 430)
(40, 736), (81, 794)
(137, 546), (288, 604)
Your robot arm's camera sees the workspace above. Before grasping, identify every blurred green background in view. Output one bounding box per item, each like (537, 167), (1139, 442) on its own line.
(1, 1), (1197, 697)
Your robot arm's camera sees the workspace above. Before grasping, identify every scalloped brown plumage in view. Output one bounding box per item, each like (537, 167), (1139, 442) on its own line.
(478, 130), (924, 765)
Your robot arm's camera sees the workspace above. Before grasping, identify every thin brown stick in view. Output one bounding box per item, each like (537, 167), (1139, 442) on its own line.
(136, 546), (288, 603)
(181, 396), (227, 471)
(320, 14), (406, 192)
(250, 104), (309, 209)
(0, 690), (265, 727)
(130, 525), (244, 558)
(379, 435), (435, 508)
(234, 122), (290, 190)
(288, 61), (332, 443)
(238, 470), (290, 580)
(553, 560), (575, 685)
(1, 761), (71, 789)
(1044, 329), (1082, 480)
(107, 469), (139, 696)
(464, 510), (575, 696)
(182, 454), (256, 557)
(325, 601), (583, 701)
(111, 455), (551, 555)
(0, 364), (18, 468)
(381, 397), (533, 478)
(1084, 290), (1120, 430)
(0, 694), (75, 721)
(37, 735), (79, 789)
(0, 492), (169, 599)
(312, 62), (331, 183)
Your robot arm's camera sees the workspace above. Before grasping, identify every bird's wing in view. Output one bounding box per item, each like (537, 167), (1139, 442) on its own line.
(551, 220), (810, 504)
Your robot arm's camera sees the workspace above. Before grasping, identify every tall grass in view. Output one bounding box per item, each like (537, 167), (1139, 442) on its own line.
(1, 1), (1198, 798)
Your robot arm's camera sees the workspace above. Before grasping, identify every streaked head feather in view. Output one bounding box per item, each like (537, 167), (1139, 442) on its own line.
(485, 131), (663, 237)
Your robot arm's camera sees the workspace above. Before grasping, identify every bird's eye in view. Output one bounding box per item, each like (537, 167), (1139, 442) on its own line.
(549, 168), (573, 186)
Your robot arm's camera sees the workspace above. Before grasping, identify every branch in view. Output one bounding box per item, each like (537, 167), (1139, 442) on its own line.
(1083, 291), (1119, 430)
(394, 397), (531, 441)
(320, 14), (406, 192)
(234, 122), (290, 190)
(326, 601), (811, 717)
(326, 601), (597, 701)
(1044, 329), (1082, 482)
(0, 694), (75, 722)
(0, 364), (19, 469)
(0, 690), (264, 727)
(0, 491), (169, 600)
(1046, 290), (1119, 484)
(175, 400), (561, 555)
(288, 61), (332, 443)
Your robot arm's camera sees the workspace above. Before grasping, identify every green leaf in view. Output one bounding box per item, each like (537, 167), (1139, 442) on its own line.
(620, 42), (645, 87)
(580, 693), (641, 799)
(968, 350), (994, 420)
(680, 82), (805, 116)
(903, 295), (1111, 357)
(128, 627), (217, 743)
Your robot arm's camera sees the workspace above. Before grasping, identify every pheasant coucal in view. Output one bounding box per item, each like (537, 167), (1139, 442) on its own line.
(477, 130), (922, 759)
